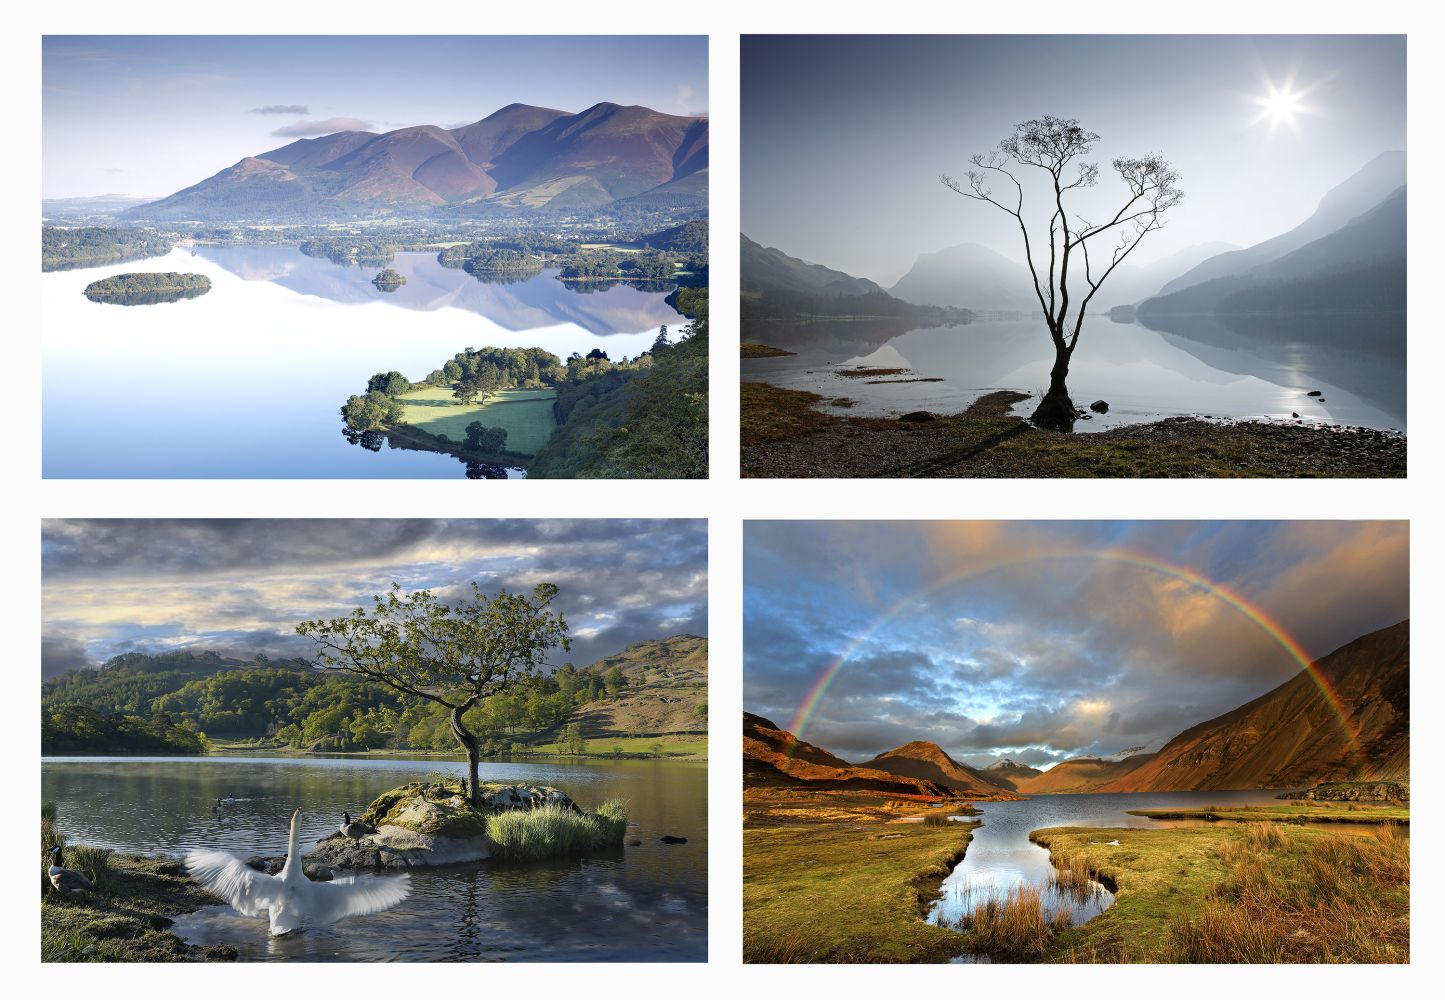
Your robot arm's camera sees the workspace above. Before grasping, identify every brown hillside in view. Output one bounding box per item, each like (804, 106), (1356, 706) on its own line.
(743, 714), (952, 799)
(863, 742), (1017, 798)
(1014, 753), (1157, 794)
(569, 636), (707, 738)
(1101, 620), (1409, 792)
(981, 757), (1045, 791)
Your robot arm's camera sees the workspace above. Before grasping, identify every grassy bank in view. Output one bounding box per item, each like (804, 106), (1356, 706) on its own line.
(42, 803), (233, 962)
(486, 800), (628, 861)
(744, 790), (975, 962)
(741, 382), (1406, 478)
(1031, 821), (1409, 962)
(395, 386), (557, 455)
(741, 343), (796, 358)
(1127, 801), (1410, 824)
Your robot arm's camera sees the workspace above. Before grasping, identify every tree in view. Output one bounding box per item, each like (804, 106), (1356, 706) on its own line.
(562, 722), (586, 756)
(296, 582), (570, 805)
(942, 116), (1182, 430)
(653, 325), (670, 352)
(367, 371), (411, 397)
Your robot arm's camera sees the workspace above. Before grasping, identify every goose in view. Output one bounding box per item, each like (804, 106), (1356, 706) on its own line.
(213, 798), (222, 814)
(339, 812), (378, 840)
(48, 846), (95, 895)
(186, 808), (409, 936)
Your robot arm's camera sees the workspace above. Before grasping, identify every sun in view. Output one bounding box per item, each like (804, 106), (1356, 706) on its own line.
(1249, 76), (1314, 134)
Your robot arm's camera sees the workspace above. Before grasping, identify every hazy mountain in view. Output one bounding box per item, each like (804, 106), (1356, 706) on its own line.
(1156, 151), (1406, 296)
(1012, 753), (1158, 794)
(128, 102), (708, 221)
(1100, 620), (1409, 792)
(889, 243), (1036, 311)
(741, 234), (885, 297)
(980, 757), (1044, 791)
(862, 741), (1015, 797)
(1139, 186), (1405, 321)
(1092, 241), (1240, 309)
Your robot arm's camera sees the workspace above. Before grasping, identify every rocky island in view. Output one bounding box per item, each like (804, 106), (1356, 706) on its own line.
(83, 271), (211, 305)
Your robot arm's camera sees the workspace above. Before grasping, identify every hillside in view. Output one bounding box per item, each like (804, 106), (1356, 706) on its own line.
(741, 234), (884, 298)
(1100, 620), (1409, 792)
(888, 243), (1037, 312)
(567, 636), (707, 738)
(861, 741), (1015, 798)
(743, 714), (954, 798)
(128, 102), (708, 221)
(980, 757), (1044, 791)
(1013, 753), (1158, 794)
(1155, 150), (1406, 296)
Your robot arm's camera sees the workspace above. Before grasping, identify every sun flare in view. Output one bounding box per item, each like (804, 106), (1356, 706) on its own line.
(1250, 77), (1314, 133)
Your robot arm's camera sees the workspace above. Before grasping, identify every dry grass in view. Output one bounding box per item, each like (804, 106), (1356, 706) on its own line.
(1049, 850), (1098, 903)
(1170, 824), (1409, 963)
(955, 885), (1055, 960)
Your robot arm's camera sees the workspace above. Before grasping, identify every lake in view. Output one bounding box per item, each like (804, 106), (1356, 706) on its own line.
(743, 311), (1405, 433)
(925, 788), (1294, 940)
(42, 246), (684, 477)
(42, 754), (707, 962)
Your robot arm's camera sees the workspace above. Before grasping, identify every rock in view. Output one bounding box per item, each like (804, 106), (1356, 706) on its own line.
(659, 835), (688, 844)
(628, 839), (643, 846)
(898, 411), (936, 422)
(1089, 400), (1109, 414)
(1307, 390), (1323, 397)
(1292, 412), (1300, 419)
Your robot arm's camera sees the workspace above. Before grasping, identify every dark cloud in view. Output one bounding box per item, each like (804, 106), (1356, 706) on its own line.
(270, 116), (370, 137)
(744, 520), (1408, 763)
(41, 632), (95, 680)
(42, 519), (707, 673)
(250, 104), (309, 115)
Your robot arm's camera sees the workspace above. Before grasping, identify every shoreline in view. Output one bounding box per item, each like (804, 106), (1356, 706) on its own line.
(741, 382), (1405, 478)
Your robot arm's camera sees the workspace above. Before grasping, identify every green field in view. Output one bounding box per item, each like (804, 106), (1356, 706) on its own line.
(396, 386), (557, 456)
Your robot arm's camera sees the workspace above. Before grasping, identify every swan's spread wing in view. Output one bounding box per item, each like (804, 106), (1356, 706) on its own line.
(185, 850), (279, 917)
(307, 872), (411, 924)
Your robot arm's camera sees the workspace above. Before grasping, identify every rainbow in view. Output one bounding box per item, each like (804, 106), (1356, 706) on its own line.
(786, 548), (1361, 755)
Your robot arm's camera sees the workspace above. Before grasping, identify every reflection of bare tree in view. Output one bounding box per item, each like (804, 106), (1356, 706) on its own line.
(449, 870), (484, 961)
(944, 116), (1182, 430)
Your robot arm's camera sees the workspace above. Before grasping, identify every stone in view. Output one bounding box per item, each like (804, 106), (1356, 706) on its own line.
(1307, 390), (1323, 397)
(659, 835), (688, 844)
(898, 411), (936, 422)
(1089, 400), (1109, 414)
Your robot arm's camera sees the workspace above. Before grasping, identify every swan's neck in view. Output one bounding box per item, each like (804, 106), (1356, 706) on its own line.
(280, 811), (302, 877)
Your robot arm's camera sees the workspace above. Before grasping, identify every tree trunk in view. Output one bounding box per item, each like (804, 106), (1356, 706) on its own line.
(450, 705), (480, 806)
(1030, 337), (1079, 432)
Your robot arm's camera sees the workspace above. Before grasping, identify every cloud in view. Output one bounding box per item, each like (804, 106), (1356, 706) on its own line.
(251, 104), (309, 115)
(42, 520), (707, 675)
(270, 117), (371, 138)
(41, 632), (95, 680)
(676, 84), (695, 109)
(743, 520), (1408, 764)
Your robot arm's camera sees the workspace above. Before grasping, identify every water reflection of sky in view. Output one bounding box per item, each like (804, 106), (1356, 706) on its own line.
(43, 248), (683, 478)
(744, 315), (1405, 433)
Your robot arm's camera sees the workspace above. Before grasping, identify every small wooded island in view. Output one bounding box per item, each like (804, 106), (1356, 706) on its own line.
(83, 271), (211, 306)
(371, 268), (406, 290)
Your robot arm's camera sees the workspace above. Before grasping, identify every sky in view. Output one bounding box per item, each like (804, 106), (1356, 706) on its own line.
(41, 519), (707, 680)
(43, 36), (709, 199)
(742, 35), (1406, 285)
(743, 521), (1408, 768)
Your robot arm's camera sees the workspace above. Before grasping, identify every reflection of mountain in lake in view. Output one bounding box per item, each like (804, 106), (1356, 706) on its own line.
(743, 317), (916, 362)
(194, 246), (680, 336)
(1141, 311), (1405, 427)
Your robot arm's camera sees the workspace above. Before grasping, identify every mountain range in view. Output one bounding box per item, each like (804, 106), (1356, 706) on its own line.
(126, 102), (709, 221)
(744, 619), (1408, 797)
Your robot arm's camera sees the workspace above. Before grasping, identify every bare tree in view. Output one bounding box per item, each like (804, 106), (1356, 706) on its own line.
(943, 116), (1183, 430)
(296, 582), (570, 805)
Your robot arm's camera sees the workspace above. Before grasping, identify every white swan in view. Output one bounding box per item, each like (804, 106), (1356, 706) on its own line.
(186, 808), (410, 936)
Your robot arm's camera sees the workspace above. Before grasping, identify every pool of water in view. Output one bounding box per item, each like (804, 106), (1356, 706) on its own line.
(42, 754), (707, 962)
(743, 311), (1405, 433)
(925, 788), (1297, 934)
(42, 246), (684, 477)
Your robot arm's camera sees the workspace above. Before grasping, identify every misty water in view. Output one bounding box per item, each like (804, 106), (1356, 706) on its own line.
(42, 246), (684, 477)
(744, 313), (1405, 432)
(925, 788), (1295, 945)
(42, 755), (706, 962)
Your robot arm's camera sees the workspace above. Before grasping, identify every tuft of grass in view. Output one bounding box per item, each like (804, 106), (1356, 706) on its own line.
(957, 884), (1053, 960)
(485, 802), (627, 861)
(1049, 849), (1097, 903)
(921, 812), (953, 827)
(64, 846), (114, 892)
(1244, 821), (1288, 852)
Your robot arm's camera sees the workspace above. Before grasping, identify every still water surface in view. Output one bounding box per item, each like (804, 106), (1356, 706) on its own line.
(43, 246), (683, 477)
(745, 313), (1405, 432)
(42, 754), (706, 962)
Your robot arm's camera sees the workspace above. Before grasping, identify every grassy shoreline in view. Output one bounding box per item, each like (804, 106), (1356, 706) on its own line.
(741, 381), (1405, 478)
